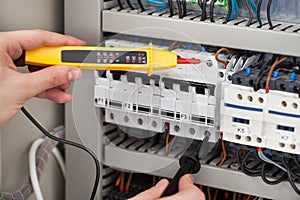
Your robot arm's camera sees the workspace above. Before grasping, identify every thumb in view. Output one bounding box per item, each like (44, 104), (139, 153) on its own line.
(25, 66), (82, 98)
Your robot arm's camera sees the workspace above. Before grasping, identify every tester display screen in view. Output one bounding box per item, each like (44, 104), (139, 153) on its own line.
(62, 50), (147, 64)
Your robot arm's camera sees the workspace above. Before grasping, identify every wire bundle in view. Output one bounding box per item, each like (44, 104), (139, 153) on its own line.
(0, 126), (65, 200)
(236, 147), (300, 195)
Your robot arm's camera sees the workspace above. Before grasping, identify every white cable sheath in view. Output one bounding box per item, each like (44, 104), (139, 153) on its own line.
(52, 147), (66, 178)
(29, 138), (45, 200)
(29, 138), (66, 200)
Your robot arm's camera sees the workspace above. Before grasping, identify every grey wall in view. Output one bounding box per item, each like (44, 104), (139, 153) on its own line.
(0, 0), (65, 199)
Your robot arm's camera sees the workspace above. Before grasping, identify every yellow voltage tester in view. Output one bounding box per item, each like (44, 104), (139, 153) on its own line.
(25, 44), (201, 76)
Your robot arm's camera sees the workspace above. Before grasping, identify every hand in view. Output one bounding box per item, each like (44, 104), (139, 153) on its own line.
(129, 174), (205, 200)
(0, 30), (86, 127)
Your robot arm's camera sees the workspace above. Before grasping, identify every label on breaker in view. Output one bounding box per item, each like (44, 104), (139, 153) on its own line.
(180, 113), (189, 122)
(235, 125), (249, 136)
(96, 97), (107, 106)
(279, 132), (293, 143)
(123, 102), (133, 111)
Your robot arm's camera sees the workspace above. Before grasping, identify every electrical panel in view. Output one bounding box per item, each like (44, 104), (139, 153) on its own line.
(65, 0), (300, 200)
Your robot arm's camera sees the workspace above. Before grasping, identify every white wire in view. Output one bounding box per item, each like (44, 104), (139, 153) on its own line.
(29, 138), (45, 200)
(29, 138), (66, 200)
(258, 151), (287, 172)
(52, 147), (66, 178)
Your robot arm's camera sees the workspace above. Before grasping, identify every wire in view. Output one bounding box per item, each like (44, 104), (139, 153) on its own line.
(147, 0), (168, 12)
(249, 0), (258, 21)
(261, 163), (287, 185)
(29, 138), (66, 200)
(52, 147), (66, 178)
(218, 139), (227, 167)
(233, 192), (237, 200)
(210, 0), (217, 22)
(265, 56), (288, 93)
(267, 0), (273, 29)
(257, 148), (287, 172)
(215, 47), (234, 68)
(200, 0), (207, 21)
(126, 173), (134, 192)
(245, 0), (254, 27)
(240, 151), (261, 176)
(207, 187), (212, 200)
(21, 107), (100, 200)
(120, 172), (125, 192)
(282, 157), (300, 195)
(176, 0), (183, 18)
(213, 188), (219, 200)
(168, 0), (174, 16)
(126, 0), (135, 10)
(223, 0), (232, 24)
(117, 0), (124, 10)
(294, 155), (300, 168)
(137, 0), (146, 11)
(231, 0), (238, 20)
(257, 0), (263, 27)
(115, 172), (122, 187)
(165, 123), (171, 155)
(29, 138), (45, 200)
(182, 0), (187, 17)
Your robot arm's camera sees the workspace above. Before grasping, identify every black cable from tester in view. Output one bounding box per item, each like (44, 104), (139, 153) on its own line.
(21, 107), (100, 200)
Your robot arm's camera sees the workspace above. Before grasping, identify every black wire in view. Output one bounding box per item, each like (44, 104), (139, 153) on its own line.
(210, 0), (217, 22)
(21, 107), (100, 200)
(245, 0), (254, 27)
(240, 151), (262, 176)
(257, 0), (263, 27)
(201, 0), (207, 21)
(176, 0), (183, 18)
(182, 0), (187, 17)
(223, 0), (232, 24)
(267, 0), (273, 29)
(117, 0), (124, 10)
(126, 0), (135, 10)
(253, 56), (276, 91)
(294, 155), (300, 168)
(137, 0), (146, 11)
(168, 0), (174, 16)
(282, 157), (300, 195)
(261, 163), (287, 185)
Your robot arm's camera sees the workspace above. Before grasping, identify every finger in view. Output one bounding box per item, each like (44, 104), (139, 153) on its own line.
(24, 66), (82, 99)
(161, 175), (205, 200)
(10, 30), (86, 50)
(36, 88), (72, 103)
(178, 174), (194, 191)
(59, 83), (71, 90)
(128, 179), (169, 200)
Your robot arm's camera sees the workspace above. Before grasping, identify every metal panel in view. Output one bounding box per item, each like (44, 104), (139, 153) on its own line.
(103, 9), (300, 57)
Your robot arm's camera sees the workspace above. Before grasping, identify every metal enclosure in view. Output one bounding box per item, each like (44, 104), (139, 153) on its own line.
(65, 1), (300, 199)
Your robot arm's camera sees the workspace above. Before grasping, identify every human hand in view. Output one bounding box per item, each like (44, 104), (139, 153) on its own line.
(0, 30), (86, 127)
(129, 174), (205, 200)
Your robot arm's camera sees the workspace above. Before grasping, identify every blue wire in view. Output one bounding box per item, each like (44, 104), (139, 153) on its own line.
(147, 0), (168, 12)
(230, 0), (238, 20)
(233, 0), (238, 19)
(249, 0), (258, 21)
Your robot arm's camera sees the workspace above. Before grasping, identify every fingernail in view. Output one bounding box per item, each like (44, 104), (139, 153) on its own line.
(68, 68), (82, 81)
(155, 179), (168, 189)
